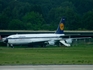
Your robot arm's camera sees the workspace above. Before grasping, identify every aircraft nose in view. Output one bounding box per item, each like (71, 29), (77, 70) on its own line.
(2, 37), (8, 43)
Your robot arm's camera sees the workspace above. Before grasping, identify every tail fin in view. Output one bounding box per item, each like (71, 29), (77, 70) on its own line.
(55, 17), (65, 34)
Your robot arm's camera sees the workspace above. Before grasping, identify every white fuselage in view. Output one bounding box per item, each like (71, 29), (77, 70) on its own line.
(6, 34), (65, 44)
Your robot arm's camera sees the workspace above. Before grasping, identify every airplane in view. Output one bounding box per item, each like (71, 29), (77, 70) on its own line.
(0, 17), (91, 47)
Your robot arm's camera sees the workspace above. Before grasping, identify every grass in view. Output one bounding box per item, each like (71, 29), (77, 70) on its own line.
(0, 44), (93, 65)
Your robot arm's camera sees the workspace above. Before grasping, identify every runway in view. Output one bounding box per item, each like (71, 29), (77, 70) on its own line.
(0, 65), (93, 70)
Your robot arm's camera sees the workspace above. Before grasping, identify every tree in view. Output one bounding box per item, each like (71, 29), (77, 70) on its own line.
(82, 10), (93, 30)
(48, 1), (81, 30)
(22, 11), (45, 30)
(0, 14), (9, 29)
(8, 19), (25, 30)
(0, 0), (93, 30)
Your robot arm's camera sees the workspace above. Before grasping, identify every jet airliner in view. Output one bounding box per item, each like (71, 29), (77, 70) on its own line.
(0, 17), (91, 47)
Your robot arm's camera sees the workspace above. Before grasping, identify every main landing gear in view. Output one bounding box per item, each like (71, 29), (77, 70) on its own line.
(7, 43), (14, 48)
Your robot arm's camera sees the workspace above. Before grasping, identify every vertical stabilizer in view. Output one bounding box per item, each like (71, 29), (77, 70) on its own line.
(55, 17), (65, 34)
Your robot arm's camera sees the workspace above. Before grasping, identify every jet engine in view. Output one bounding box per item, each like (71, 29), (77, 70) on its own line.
(65, 38), (73, 44)
(48, 40), (55, 45)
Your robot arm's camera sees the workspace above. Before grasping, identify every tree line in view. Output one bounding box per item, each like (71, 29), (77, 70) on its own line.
(0, 0), (93, 30)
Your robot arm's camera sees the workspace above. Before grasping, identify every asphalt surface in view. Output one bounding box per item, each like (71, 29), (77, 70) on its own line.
(0, 65), (93, 70)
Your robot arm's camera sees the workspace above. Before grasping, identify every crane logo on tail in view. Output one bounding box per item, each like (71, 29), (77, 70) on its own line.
(60, 23), (64, 30)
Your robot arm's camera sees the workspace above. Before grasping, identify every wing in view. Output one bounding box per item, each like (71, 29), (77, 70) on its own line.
(59, 35), (92, 47)
(61, 34), (92, 39)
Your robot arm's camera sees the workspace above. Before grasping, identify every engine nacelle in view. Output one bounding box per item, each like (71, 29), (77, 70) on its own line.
(65, 38), (73, 44)
(48, 40), (55, 45)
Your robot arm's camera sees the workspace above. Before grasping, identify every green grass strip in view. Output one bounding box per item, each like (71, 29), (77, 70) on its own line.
(0, 44), (93, 65)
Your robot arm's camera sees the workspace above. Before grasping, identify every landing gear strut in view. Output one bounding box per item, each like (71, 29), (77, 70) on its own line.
(7, 43), (14, 48)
